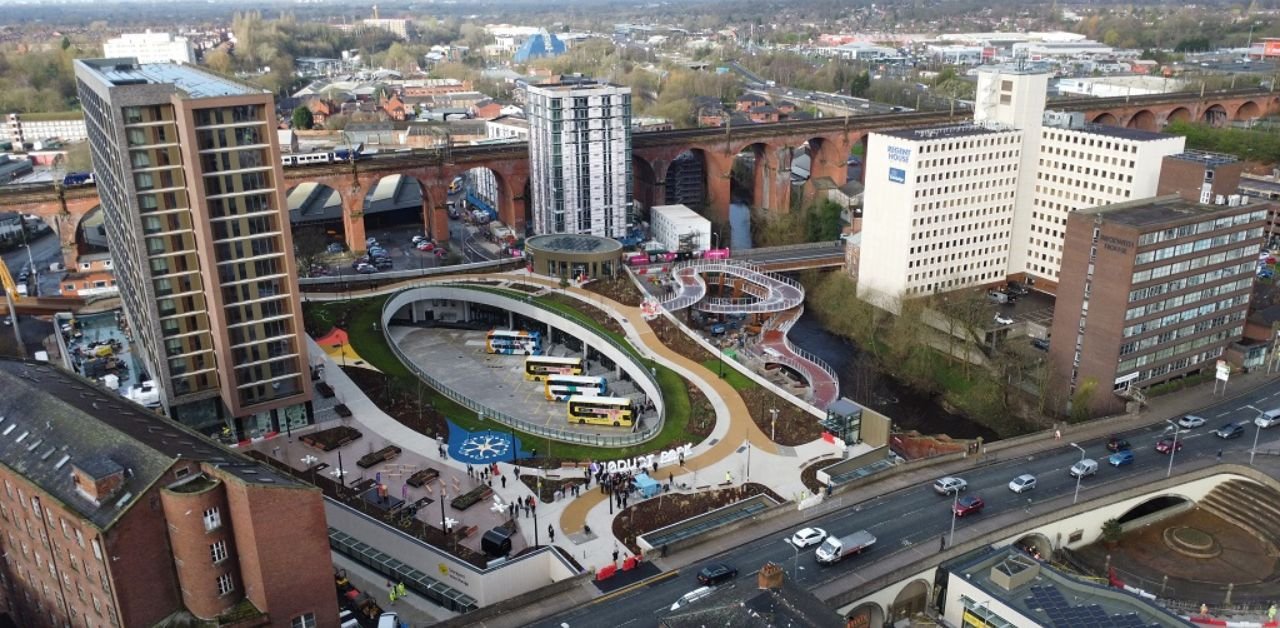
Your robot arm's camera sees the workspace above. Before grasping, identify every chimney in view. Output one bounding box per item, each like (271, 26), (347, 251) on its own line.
(757, 562), (784, 590)
(70, 456), (126, 505)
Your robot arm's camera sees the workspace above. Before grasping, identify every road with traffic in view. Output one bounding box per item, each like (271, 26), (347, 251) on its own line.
(1, 228), (66, 297)
(533, 381), (1280, 628)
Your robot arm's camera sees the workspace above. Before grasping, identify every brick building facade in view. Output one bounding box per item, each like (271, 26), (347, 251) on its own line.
(0, 359), (337, 628)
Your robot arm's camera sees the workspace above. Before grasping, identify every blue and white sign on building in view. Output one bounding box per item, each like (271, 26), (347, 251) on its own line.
(889, 167), (906, 184)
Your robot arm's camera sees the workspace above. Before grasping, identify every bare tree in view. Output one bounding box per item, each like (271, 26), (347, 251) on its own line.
(293, 226), (329, 276)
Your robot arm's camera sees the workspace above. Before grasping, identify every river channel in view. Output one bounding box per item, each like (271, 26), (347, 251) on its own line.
(787, 310), (1000, 441)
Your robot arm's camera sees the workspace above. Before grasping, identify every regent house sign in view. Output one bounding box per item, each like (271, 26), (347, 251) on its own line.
(1100, 235), (1133, 255)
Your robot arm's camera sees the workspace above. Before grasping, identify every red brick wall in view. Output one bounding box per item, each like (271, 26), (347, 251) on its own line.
(213, 467), (338, 628)
(160, 478), (240, 619)
(105, 485), (185, 627)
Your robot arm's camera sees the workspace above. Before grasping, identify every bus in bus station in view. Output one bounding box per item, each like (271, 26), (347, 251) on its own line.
(486, 329), (542, 355)
(544, 374), (608, 401)
(523, 355), (584, 381)
(566, 395), (635, 427)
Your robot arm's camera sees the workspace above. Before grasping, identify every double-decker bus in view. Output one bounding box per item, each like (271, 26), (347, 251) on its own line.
(523, 355), (583, 381)
(544, 374), (608, 401)
(485, 329), (542, 355)
(566, 396), (635, 427)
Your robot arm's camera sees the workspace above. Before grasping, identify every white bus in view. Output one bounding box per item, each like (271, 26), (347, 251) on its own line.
(544, 375), (608, 401)
(486, 329), (542, 355)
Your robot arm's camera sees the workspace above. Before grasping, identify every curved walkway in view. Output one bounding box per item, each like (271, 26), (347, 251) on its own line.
(659, 259), (840, 409)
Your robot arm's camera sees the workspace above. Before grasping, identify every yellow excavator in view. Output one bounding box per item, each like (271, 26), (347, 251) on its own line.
(0, 258), (24, 304)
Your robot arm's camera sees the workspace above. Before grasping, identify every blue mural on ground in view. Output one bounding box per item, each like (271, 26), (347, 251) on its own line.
(446, 419), (533, 465)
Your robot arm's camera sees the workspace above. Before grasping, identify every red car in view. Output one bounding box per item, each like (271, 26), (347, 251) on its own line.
(1154, 437), (1183, 454)
(953, 495), (985, 517)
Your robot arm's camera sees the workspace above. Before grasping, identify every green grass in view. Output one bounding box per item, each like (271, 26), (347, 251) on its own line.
(304, 289), (693, 461)
(701, 359), (757, 390)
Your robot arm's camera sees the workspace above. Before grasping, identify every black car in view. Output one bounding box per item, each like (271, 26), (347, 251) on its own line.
(1106, 437), (1131, 453)
(1215, 423), (1245, 439)
(372, 257), (394, 270)
(697, 563), (738, 586)
(1031, 338), (1050, 351)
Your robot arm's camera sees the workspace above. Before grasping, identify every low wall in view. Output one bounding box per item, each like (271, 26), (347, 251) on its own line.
(635, 494), (791, 557)
(818, 446), (892, 486)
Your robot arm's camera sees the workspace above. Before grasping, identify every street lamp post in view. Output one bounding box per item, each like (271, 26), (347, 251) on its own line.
(1165, 420), (1181, 479)
(1251, 419), (1263, 465)
(948, 489), (960, 548)
(770, 408), (778, 442)
(790, 541), (800, 579)
(1070, 443), (1086, 505)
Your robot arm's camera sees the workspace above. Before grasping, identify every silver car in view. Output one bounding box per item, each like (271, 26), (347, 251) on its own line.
(1177, 415), (1207, 429)
(1008, 474), (1037, 493)
(933, 476), (968, 495)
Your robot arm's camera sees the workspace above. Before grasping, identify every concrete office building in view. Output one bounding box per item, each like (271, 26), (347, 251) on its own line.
(74, 59), (312, 441)
(0, 359), (336, 628)
(102, 31), (194, 65)
(4, 112), (88, 146)
(649, 204), (712, 253)
(857, 123), (1023, 309)
(1018, 117), (1185, 289)
(1049, 195), (1267, 416)
(526, 81), (632, 238)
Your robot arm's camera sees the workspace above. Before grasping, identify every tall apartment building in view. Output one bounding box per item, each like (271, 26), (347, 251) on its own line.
(857, 124), (1023, 309)
(1048, 195), (1267, 415)
(1018, 120), (1184, 289)
(526, 81), (632, 238)
(0, 358), (337, 628)
(74, 59), (312, 442)
(102, 31), (194, 65)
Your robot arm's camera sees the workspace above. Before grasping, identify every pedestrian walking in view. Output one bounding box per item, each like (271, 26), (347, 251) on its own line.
(548, 524), (555, 543)
(501, 475), (507, 488)
(939, 535), (946, 552)
(651, 460), (658, 474)
(1217, 450), (1223, 462)
(396, 581), (406, 599)
(466, 464), (473, 478)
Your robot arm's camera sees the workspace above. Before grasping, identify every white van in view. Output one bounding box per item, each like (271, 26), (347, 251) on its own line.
(376, 612), (400, 628)
(1069, 459), (1098, 478)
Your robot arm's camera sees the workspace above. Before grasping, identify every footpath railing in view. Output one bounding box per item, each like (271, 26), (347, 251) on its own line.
(381, 283), (664, 447)
(299, 258), (522, 291)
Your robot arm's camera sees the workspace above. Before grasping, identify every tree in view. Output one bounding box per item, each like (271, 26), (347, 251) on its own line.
(203, 48), (233, 75)
(1069, 377), (1098, 423)
(60, 36), (71, 51)
(292, 226), (329, 274)
(1101, 518), (1123, 547)
(63, 142), (93, 172)
(291, 106), (314, 130)
(848, 71), (871, 97)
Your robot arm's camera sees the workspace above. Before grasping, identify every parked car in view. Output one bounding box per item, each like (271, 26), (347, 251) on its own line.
(953, 495), (985, 517)
(1007, 281), (1029, 296)
(411, 235), (427, 244)
(993, 313), (1014, 326)
(372, 258), (394, 270)
(326, 242), (346, 254)
(1215, 422), (1245, 439)
(1255, 409), (1280, 429)
(417, 241), (435, 251)
(1177, 415), (1207, 429)
(670, 587), (714, 611)
(1069, 459), (1098, 478)
(365, 237), (378, 247)
(1106, 437), (1131, 453)
(1154, 437), (1183, 454)
(1031, 338), (1050, 351)
(354, 263), (378, 274)
(933, 476), (968, 495)
(789, 527), (828, 548)
(1008, 474), (1037, 493)
(696, 563), (738, 586)
(1109, 450), (1136, 467)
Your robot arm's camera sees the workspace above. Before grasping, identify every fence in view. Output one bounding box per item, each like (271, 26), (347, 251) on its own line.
(380, 284), (665, 448)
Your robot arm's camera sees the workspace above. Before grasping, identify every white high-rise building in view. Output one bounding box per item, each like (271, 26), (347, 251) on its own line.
(858, 124), (1023, 309)
(858, 63), (1188, 307)
(526, 81), (632, 238)
(102, 31), (195, 65)
(1019, 121), (1184, 285)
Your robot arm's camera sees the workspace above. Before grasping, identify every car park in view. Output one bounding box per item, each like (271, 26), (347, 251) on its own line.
(1106, 437), (1131, 452)
(1177, 415), (1207, 429)
(1255, 409), (1280, 428)
(1216, 423), (1245, 439)
(1154, 437), (1183, 454)
(1008, 474), (1037, 493)
(1069, 459), (1098, 478)
(697, 563), (738, 586)
(1109, 450), (1135, 467)
(953, 495), (985, 517)
(933, 476), (968, 495)
(789, 527), (828, 548)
